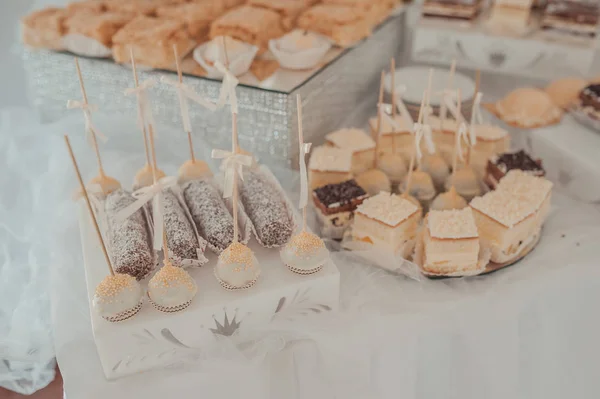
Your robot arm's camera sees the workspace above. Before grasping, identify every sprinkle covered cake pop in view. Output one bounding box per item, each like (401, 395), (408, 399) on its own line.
(94, 273), (144, 322)
(216, 241), (261, 289)
(147, 261), (197, 312)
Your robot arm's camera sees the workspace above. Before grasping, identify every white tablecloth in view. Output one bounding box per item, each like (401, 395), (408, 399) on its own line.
(27, 109), (599, 399)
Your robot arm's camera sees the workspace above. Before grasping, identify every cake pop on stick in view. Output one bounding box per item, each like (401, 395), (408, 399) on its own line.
(65, 135), (142, 323)
(400, 69), (436, 210)
(355, 71), (392, 196)
(444, 89), (482, 201)
(439, 59), (457, 134)
(377, 60), (407, 187)
(144, 118), (198, 313)
(127, 48), (166, 189)
(67, 58), (121, 196)
(160, 44), (214, 182)
(280, 95), (329, 275)
(214, 60), (261, 290)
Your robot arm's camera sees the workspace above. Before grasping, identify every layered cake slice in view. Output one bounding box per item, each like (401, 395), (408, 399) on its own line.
(297, 4), (372, 47)
(353, 192), (421, 255)
(325, 128), (376, 174)
(484, 150), (545, 189)
(469, 124), (510, 178)
(308, 145), (353, 190)
(312, 179), (368, 239)
(495, 170), (553, 225)
(422, 0), (484, 20)
(470, 189), (541, 264)
(542, 0), (599, 38)
(422, 208), (480, 275)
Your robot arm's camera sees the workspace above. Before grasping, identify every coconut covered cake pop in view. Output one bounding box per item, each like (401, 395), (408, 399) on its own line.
(147, 260), (197, 312)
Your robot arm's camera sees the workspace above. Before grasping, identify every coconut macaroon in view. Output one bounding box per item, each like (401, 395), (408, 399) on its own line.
(325, 128), (376, 174)
(368, 115), (413, 161)
(421, 208), (480, 275)
(308, 145), (353, 190)
(352, 192), (421, 257)
(470, 188), (544, 264)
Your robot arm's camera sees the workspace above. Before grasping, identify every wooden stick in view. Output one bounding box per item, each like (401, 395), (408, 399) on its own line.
(64, 135), (114, 276)
(222, 36), (230, 68)
(417, 69), (434, 171)
(130, 48), (152, 168)
(374, 70), (385, 168)
(390, 58), (397, 153)
(451, 89), (462, 185)
(296, 94), (308, 231)
(232, 112), (239, 243)
(173, 44), (196, 163)
(74, 58), (105, 178)
(440, 59), (456, 132)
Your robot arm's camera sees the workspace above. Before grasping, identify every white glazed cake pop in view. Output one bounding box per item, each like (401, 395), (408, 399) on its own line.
(93, 273), (144, 322)
(420, 153), (449, 191)
(445, 166), (482, 201)
(215, 242), (261, 290)
(377, 152), (407, 184)
(178, 159), (213, 183)
(431, 185), (468, 211)
(280, 230), (329, 275)
(401, 170), (436, 204)
(355, 168), (391, 196)
(147, 262), (197, 312)
(134, 164), (166, 188)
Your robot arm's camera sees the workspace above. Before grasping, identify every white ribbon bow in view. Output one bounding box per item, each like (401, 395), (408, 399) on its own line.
(393, 85), (415, 127)
(212, 149), (252, 198)
(436, 88), (457, 123)
(115, 176), (178, 251)
(468, 92), (483, 146)
(124, 78), (157, 132)
(298, 142), (312, 209)
(455, 122), (469, 161)
(214, 61), (239, 114)
(160, 76), (217, 132)
(66, 100), (108, 145)
(412, 122), (436, 161)
(442, 90), (466, 125)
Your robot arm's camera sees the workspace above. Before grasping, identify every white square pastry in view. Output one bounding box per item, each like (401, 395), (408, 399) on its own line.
(495, 170), (553, 225)
(352, 192), (421, 256)
(422, 208), (480, 274)
(325, 128), (376, 174)
(308, 145), (353, 189)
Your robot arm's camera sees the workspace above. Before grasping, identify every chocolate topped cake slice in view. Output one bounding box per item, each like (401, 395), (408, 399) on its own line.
(542, 0), (599, 37)
(484, 150), (545, 189)
(312, 179), (368, 239)
(578, 84), (600, 112)
(422, 0), (484, 20)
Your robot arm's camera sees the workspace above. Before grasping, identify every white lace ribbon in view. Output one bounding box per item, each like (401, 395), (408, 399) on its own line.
(412, 122), (436, 161)
(160, 76), (217, 132)
(211, 149), (252, 198)
(468, 92), (483, 146)
(66, 100), (108, 144)
(124, 78), (157, 132)
(442, 90), (466, 124)
(298, 142), (312, 209)
(394, 85), (415, 127)
(455, 122), (469, 161)
(115, 176), (178, 250)
(214, 61), (239, 114)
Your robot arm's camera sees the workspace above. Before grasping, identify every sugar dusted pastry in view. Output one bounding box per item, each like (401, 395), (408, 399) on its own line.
(297, 4), (371, 47)
(21, 8), (67, 50)
(239, 170), (294, 247)
(445, 166), (481, 201)
(105, 0), (187, 16)
(156, 2), (226, 41)
(215, 242), (261, 290)
(183, 179), (238, 253)
(249, 0), (308, 30)
(147, 262), (197, 312)
(269, 29), (332, 70)
(93, 273), (143, 322)
(210, 6), (285, 52)
(377, 152), (407, 184)
(105, 189), (155, 280)
(420, 153), (449, 191)
(326, 128), (376, 174)
(495, 88), (562, 128)
(67, 0), (107, 14)
(113, 16), (195, 69)
(323, 0), (395, 26)
(308, 145), (353, 189)
(431, 186), (467, 211)
(353, 192), (421, 256)
(485, 150), (545, 189)
(545, 77), (587, 109)
(64, 11), (133, 56)
(355, 168), (391, 196)
(312, 179), (368, 239)
(470, 189), (545, 264)
(280, 230), (329, 274)
(421, 207), (481, 275)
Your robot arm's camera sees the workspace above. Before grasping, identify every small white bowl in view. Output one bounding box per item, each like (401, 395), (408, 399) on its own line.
(193, 38), (258, 79)
(269, 30), (332, 70)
